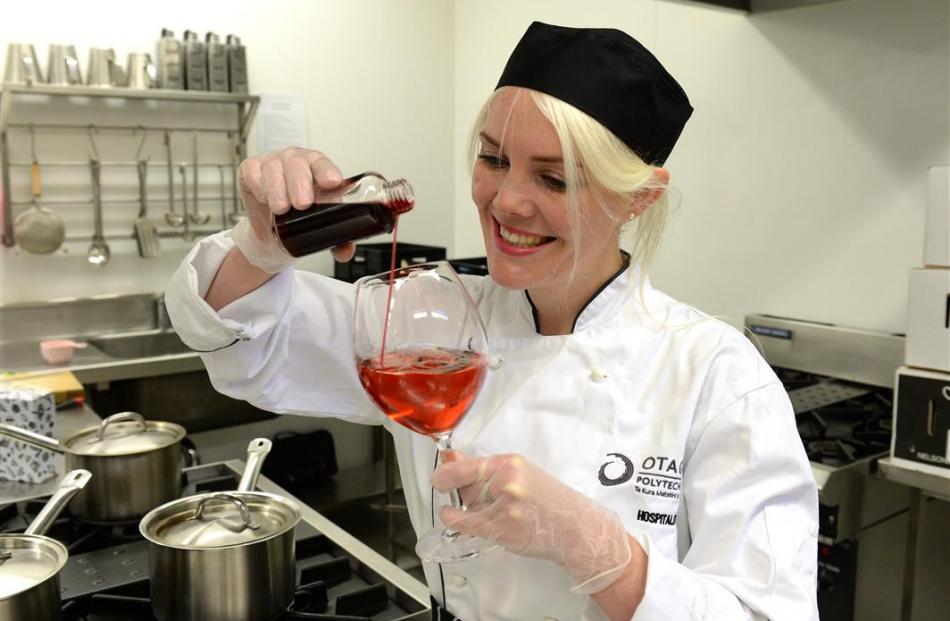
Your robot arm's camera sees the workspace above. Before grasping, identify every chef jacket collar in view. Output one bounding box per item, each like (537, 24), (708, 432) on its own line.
(524, 250), (634, 334)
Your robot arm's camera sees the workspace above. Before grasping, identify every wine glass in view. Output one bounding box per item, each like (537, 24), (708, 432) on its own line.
(353, 261), (494, 562)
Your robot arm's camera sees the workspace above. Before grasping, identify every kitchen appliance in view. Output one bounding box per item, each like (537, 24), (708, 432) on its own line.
(0, 469), (90, 621)
(205, 32), (229, 92)
(891, 366), (950, 476)
(182, 30), (208, 91)
(0, 462), (430, 620)
(4, 43), (43, 85)
(155, 29), (184, 90)
(745, 314), (913, 621)
(46, 45), (82, 86)
(226, 35), (249, 94)
(0, 412), (186, 522)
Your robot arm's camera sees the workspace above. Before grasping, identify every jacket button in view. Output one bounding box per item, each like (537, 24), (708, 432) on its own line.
(589, 367), (608, 383)
(489, 355), (504, 370)
(451, 573), (468, 587)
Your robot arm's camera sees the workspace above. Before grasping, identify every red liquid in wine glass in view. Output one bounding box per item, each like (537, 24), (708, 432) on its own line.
(357, 348), (487, 436)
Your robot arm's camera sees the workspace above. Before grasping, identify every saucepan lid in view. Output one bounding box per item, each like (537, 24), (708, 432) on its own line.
(140, 491), (300, 549)
(139, 437), (299, 549)
(0, 469), (91, 599)
(64, 412), (185, 456)
(0, 535), (68, 599)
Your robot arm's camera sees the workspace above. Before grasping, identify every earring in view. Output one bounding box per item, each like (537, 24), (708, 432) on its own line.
(627, 213), (637, 221)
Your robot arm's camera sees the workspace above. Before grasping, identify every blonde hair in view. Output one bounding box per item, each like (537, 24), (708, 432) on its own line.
(467, 87), (679, 284)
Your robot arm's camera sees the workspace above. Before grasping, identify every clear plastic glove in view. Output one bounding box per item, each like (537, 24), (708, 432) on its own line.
(432, 451), (633, 594)
(230, 147), (355, 273)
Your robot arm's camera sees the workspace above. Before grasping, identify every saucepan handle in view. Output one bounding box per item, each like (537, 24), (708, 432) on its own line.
(0, 422), (64, 453)
(237, 437), (272, 492)
(194, 492), (260, 530)
(25, 469), (92, 535)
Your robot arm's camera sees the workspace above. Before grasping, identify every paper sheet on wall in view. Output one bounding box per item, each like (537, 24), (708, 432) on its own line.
(257, 93), (309, 154)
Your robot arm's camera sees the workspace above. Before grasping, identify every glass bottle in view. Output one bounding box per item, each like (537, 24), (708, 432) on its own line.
(272, 171), (414, 258)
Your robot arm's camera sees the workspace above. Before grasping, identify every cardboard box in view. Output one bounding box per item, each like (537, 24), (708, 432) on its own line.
(0, 383), (57, 484)
(924, 166), (949, 267)
(905, 267), (950, 373)
(0, 370), (84, 405)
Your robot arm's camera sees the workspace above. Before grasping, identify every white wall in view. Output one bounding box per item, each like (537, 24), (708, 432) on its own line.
(3, 0), (948, 334)
(453, 0), (949, 334)
(0, 0), (455, 304)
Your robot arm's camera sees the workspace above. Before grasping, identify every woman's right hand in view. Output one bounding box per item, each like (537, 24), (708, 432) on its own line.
(233, 147), (356, 270)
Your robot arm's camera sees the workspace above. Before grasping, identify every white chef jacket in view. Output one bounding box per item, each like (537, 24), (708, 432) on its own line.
(165, 232), (819, 621)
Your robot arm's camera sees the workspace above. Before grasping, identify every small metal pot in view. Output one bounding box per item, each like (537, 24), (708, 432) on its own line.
(0, 470), (92, 621)
(140, 438), (301, 621)
(0, 412), (185, 522)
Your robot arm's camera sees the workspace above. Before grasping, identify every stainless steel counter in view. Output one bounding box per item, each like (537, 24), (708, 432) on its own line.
(0, 293), (205, 384)
(0, 334), (204, 384)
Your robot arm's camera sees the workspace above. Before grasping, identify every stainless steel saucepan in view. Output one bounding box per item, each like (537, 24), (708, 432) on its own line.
(0, 469), (92, 620)
(0, 412), (185, 522)
(140, 437), (302, 621)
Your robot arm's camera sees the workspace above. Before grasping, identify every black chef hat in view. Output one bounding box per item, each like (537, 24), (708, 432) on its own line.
(496, 21), (693, 165)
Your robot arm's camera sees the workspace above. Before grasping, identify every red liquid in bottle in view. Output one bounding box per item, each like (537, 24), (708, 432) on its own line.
(357, 348), (487, 437)
(274, 197), (412, 258)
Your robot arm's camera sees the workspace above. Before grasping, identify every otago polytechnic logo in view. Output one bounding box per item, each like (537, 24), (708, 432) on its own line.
(598, 453), (682, 500)
(598, 453), (635, 486)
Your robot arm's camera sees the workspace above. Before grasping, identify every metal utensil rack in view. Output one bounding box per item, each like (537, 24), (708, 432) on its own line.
(0, 83), (260, 247)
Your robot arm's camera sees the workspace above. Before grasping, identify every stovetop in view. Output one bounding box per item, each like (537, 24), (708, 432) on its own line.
(1, 462), (430, 621)
(775, 367), (893, 468)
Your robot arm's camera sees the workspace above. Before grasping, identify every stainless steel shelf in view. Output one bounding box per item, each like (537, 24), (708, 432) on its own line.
(878, 457), (950, 501)
(9, 195), (235, 206)
(8, 160), (234, 168)
(0, 82), (259, 105)
(1, 82), (255, 247)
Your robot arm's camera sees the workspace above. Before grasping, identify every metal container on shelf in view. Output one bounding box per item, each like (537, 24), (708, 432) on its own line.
(226, 35), (249, 94)
(155, 28), (184, 90)
(87, 48), (124, 87)
(182, 30), (208, 91)
(4, 43), (43, 85)
(205, 32), (229, 93)
(126, 53), (157, 90)
(46, 44), (82, 86)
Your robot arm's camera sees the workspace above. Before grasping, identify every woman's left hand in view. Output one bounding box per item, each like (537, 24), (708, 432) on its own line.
(432, 451), (633, 594)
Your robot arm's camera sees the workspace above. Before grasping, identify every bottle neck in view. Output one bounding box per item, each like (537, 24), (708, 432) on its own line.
(381, 179), (414, 214)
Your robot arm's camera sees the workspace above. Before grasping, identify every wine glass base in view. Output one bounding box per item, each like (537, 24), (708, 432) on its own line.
(415, 527), (498, 563)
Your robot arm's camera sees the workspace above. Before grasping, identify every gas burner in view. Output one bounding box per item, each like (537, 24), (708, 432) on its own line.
(773, 368), (825, 391)
(784, 375), (893, 467)
(806, 439), (859, 467)
(7, 461), (429, 621)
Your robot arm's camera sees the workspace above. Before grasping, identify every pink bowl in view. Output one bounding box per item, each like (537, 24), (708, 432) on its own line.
(39, 340), (86, 365)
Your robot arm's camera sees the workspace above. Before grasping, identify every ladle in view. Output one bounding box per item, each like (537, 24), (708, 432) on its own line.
(14, 126), (65, 254)
(189, 131), (210, 225)
(87, 158), (110, 265)
(164, 130), (184, 226)
(228, 131), (245, 224)
(180, 163), (195, 242)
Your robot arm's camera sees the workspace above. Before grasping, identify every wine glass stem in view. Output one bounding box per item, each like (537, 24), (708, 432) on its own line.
(436, 434), (463, 536)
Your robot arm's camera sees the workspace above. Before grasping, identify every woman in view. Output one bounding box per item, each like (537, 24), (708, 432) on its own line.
(166, 22), (819, 621)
